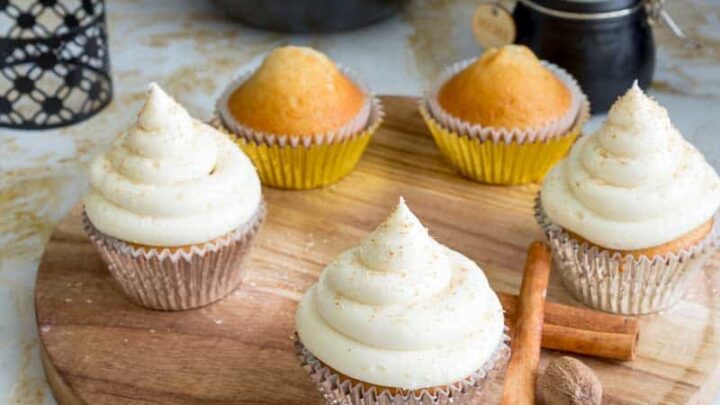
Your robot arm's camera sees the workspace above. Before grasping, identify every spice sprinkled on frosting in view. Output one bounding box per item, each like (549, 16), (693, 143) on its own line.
(541, 82), (720, 250)
(296, 198), (504, 389)
(84, 83), (262, 246)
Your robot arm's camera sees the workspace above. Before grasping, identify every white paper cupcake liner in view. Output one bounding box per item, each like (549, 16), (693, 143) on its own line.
(216, 65), (377, 148)
(83, 203), (266, 311)
(535, 195), (720, 315)
(425, 57), (589, 144)
(294, 332), (510, 405)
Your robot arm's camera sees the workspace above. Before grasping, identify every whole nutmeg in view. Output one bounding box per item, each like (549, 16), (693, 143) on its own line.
(539, 356), (602, 405)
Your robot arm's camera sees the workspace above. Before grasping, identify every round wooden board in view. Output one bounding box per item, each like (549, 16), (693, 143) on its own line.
(36, 96), (720, 405)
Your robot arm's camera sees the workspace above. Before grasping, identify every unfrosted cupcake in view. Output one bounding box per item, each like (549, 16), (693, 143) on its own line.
(421, 45), (589, 185)
(537, 82), (720, 314)
(216, 46), (383, 189)
(295, 198), (508, 404)
(84, 83), (265, 311)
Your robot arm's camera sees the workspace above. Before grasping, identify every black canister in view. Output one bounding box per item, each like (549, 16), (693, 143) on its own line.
(513, 0), (655, 113)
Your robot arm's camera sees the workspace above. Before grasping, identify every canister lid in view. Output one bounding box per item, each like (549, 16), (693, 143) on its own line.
(524, 0), (641, 13)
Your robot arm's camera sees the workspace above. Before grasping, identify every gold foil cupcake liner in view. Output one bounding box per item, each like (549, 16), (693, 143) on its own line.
(294, 333), (510, 405)
(535, 195), (720, 315)
(83, 203), (266, 311)
(214, 95), (384, 190)
(420, 103), (585, 185)
(421, 59), (589, 185)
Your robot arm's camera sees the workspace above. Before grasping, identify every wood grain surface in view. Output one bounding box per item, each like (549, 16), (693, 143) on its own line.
(35, 96), (720, 405)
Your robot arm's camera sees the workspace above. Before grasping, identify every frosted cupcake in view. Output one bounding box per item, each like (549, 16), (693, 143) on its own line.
(216, 46), (383, 189)
(295, 198), (508, 404)
(84, 83), (265, 311)
(421, 45), (589, 185)
(537, 82), (720, 314)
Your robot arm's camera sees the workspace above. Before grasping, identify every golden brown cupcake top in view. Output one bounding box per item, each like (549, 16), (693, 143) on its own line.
(437, 45), (572, 129)
(226, 46), (366, 136)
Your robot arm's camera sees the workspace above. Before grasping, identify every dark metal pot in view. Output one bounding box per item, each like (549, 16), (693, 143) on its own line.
(210, 0), (410, 33)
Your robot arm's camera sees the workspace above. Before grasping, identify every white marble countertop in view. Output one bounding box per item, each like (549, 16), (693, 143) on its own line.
(1, 0), (719, 403)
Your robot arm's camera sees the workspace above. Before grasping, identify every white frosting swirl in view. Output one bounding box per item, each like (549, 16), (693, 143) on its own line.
(296, 198), (504, 389)
(84, 83), (262, 246)
(542, 82), (720, 250)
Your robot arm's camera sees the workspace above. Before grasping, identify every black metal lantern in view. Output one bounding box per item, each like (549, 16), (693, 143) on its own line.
(0, 0), (112, 129)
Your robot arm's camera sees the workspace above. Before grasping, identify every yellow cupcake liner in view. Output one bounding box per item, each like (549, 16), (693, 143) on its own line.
(214, 63), (383, 190)
(420, 104), (584, 185)
(423, 56), (590, 185)
(213, 98), (383, 190)
(235, 126), (376, 190)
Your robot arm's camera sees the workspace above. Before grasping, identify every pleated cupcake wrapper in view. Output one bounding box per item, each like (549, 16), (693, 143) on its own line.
(534, 195), (720, 315)
(83, 204), (266, 311)
(213, 97), (384, 190)
(426, 58), (588, 143)
(421, 59), (589, 185)
(294, 332), (510, 405)
(420, 103), (585, 185)
(216, 65), (374, 147)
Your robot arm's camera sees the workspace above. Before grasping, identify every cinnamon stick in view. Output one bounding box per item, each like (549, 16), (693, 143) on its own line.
(499, 293), (639, 361)
(501, 241), (552, 405)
